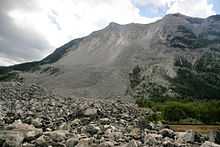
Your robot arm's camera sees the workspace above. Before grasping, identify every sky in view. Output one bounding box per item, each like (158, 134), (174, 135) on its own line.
(0, 0), (219, 66)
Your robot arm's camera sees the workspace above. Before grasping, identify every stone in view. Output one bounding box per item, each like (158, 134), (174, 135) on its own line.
(216, 131), (220, 144)
(194, 132), (203, 143)
(76, 138), (91, 147)
(35, 135), (50, 147)
(71, 119), (81, 127)
(145, 133), (161, 146)
(32, 118), (42, 128)
(104, 128), (113, 137)
(59, 123), (71, 130)
(126, 140), (138, 147)
(130, 128), (141, 139)
(25, 127), (43, 141)
(177, 130), (195, 143)
(0, 137), (5, 147)
(159, 128), (175, 139)
(98, 141), (114, 147)
(22, 143), (35, 147)
(201, 141), (220, 147)
(83, 108), (98, 117)
(86, 124), (101, 135)
(163, 140), (177, 147)
(66, 138), (79, 147)
(45, 130), (69, 142)
(2, 132), (24, 147)
(112, 131), (123, 141)
(22, 116), (33, 124)
(4, 120), (42, 141)
(100, 118), (111, 125)
(52, 143), (66, 147)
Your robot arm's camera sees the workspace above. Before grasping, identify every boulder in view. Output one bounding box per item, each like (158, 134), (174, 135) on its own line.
(45, 130), (69, 142)
(66, 138), (79, 147)
(22, 143), (35, 147)
(58, 122), (71, 130)
(130, 128), (141, 139)
(98, 141), (114, 147)
(177, 130), (195, 143)
(3, 120), (42, 142)
(35, 135), (50, 147)
(2, 132), (24, 147)
(144, 133), (162, 146)
(83, 108), (98, 117)
(201, 141), (220, 147)
(71, 119), (81, 127)
(216, 131), (220, 144)
(85, 124), (101, 135)
(76, 138), (91, 147)
(25, 128), (43, 141)
(126, 140), (138, 147)
(163, 140), (176, 147)
(209, 130), (220, 144)
(100, 118), (111, 125)
(159, 128), (175, 139)
(0, 137), (5, 147)
(31, 118), (42, 128)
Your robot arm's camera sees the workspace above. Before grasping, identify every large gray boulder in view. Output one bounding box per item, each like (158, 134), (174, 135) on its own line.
(44, 130), (69, 142)
(5, 120), (43, 141)
(83, 108), (98, 117)
(126, 140), (138, 147)
(159, 128), (175, 139)
(66, 138), (79, 147)
(1, 132), (24, 147)
(177, 130), (195, 143)
(201, 141), (220, 147)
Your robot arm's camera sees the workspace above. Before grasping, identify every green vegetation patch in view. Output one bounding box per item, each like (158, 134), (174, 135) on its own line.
(136, 97), (220, 124)
(0, 72), (19, 81)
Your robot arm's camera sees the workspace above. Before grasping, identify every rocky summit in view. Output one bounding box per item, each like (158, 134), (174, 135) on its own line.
(1, 13), (220, 99)
(0, 83), (219, 147)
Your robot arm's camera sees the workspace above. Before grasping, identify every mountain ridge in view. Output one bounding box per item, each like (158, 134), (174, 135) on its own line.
(3, 13), (220, 68)
(1, 13), (220, 99)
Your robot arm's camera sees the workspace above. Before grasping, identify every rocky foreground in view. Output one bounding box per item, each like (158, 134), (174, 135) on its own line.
(0, 83), (220, 147)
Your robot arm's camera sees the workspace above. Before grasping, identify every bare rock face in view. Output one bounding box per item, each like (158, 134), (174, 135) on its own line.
(1, 14), (220, 99)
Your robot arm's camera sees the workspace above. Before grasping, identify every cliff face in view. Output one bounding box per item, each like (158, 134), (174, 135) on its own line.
(1, 13), (220, 99)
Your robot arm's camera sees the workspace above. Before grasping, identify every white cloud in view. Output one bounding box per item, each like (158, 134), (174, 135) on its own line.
(166, 0), (216, 18)
(7, 0), (159, 59)
(133, 0), (175, 8)
(0, 56), (19, 66)
(133, 0), (215, 18)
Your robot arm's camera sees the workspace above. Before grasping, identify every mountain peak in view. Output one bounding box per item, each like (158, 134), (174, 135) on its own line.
(165, 13), (188, 18)
(106, 22), (121, 29)
(207, 15), (220, 21)
(108, 22), (120, 26)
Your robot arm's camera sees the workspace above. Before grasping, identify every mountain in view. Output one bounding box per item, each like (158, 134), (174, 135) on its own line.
(1, 13), (220, 99)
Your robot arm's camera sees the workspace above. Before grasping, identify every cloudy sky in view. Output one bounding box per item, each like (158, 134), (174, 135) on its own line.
(0, 0), (219, 66)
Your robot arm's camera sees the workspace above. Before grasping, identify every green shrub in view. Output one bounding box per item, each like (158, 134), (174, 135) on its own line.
(136, 98), (220, 124)
(0, 72), (18, 81)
